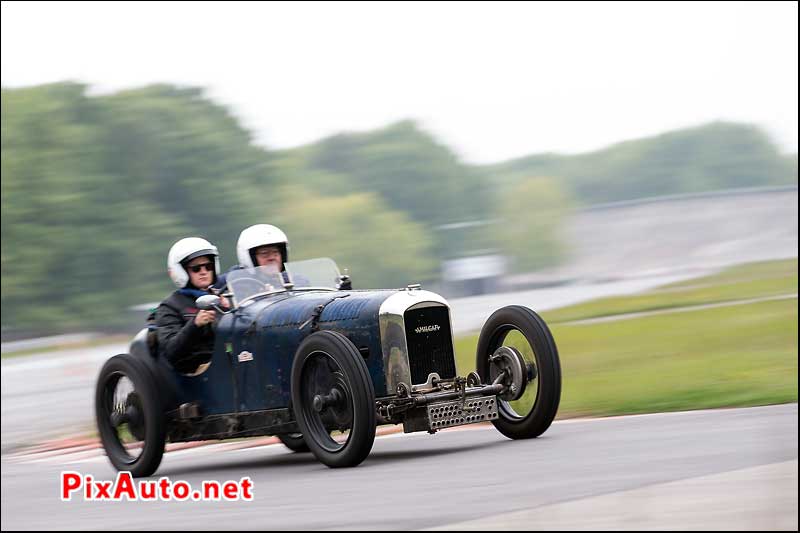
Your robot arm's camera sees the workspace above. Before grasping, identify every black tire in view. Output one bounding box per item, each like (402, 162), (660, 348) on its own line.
(277, 432), (310, 453)
(476, 306), (561, 440)
(291, 331), (376, 468)
(95, 354), (166, 477)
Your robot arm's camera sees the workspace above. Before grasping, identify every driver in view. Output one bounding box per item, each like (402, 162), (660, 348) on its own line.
(214, 223), (351, 290)
(215, 224), (297, 289)
(237, 223), (291, 276)
(155, 237), (221, 373)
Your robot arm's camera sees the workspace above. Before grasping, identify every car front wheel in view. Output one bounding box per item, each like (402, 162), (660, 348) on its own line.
(476, 305), (561, 440)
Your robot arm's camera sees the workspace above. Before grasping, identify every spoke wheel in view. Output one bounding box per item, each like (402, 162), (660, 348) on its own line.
(95, 354), (165, 477)
(476, 306), (561, 439)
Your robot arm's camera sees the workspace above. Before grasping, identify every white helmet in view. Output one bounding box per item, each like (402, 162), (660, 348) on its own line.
(236, 224), (290, 268)
(167, 237), (221, 288)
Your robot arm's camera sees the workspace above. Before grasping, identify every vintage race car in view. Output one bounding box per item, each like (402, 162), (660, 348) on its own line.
(95, 258), (561, 476)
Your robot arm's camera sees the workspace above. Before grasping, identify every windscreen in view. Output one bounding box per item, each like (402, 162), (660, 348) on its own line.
(227, 257), (342, 304)
(285, 257), (341, 289)
(226, 267), (286, 304)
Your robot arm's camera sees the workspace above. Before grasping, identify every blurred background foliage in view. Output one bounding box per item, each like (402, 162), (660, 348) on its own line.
(484, 121), (797, 203)
(2, 82), (797, 334)
(495, 177), (575, 273)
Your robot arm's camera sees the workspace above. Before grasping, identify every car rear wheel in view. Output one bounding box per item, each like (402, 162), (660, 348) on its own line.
(291, 331), (376, 468)
(95, 353), (166, 477)
(277, 432), (310, 453)
(476, 306), (561, 439)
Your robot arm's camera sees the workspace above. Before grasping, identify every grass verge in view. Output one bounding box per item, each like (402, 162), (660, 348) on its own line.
(539, 258), (797, 324)
(456, 259), (798, 418)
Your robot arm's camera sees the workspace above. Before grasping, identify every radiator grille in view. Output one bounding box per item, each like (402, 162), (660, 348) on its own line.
(404, 305), (456, 384)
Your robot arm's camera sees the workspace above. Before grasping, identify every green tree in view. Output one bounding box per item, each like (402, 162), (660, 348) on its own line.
(494, 177), (574, 273)
(95, 85), (274, 263)
(3, 80), (792, 336)
(271, 185), (437, 288)
(301, 121), (493, 259)
(1, 83), (189, 331)
(484, 122), (796, 205)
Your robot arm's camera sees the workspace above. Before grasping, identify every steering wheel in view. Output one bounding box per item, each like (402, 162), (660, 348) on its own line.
(228, 277), (270, 299)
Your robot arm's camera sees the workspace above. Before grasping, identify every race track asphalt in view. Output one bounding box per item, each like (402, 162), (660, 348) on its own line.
(2, 404), (796, 530)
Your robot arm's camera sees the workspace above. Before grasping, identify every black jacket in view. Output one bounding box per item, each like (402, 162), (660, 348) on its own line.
(155, 290), (216, 373)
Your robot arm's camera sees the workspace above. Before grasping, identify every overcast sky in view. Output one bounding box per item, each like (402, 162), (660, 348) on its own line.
(2, 1), (797, 163)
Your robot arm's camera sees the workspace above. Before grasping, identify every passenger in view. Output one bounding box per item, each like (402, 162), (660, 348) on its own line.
(155, 237), (221, 373)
